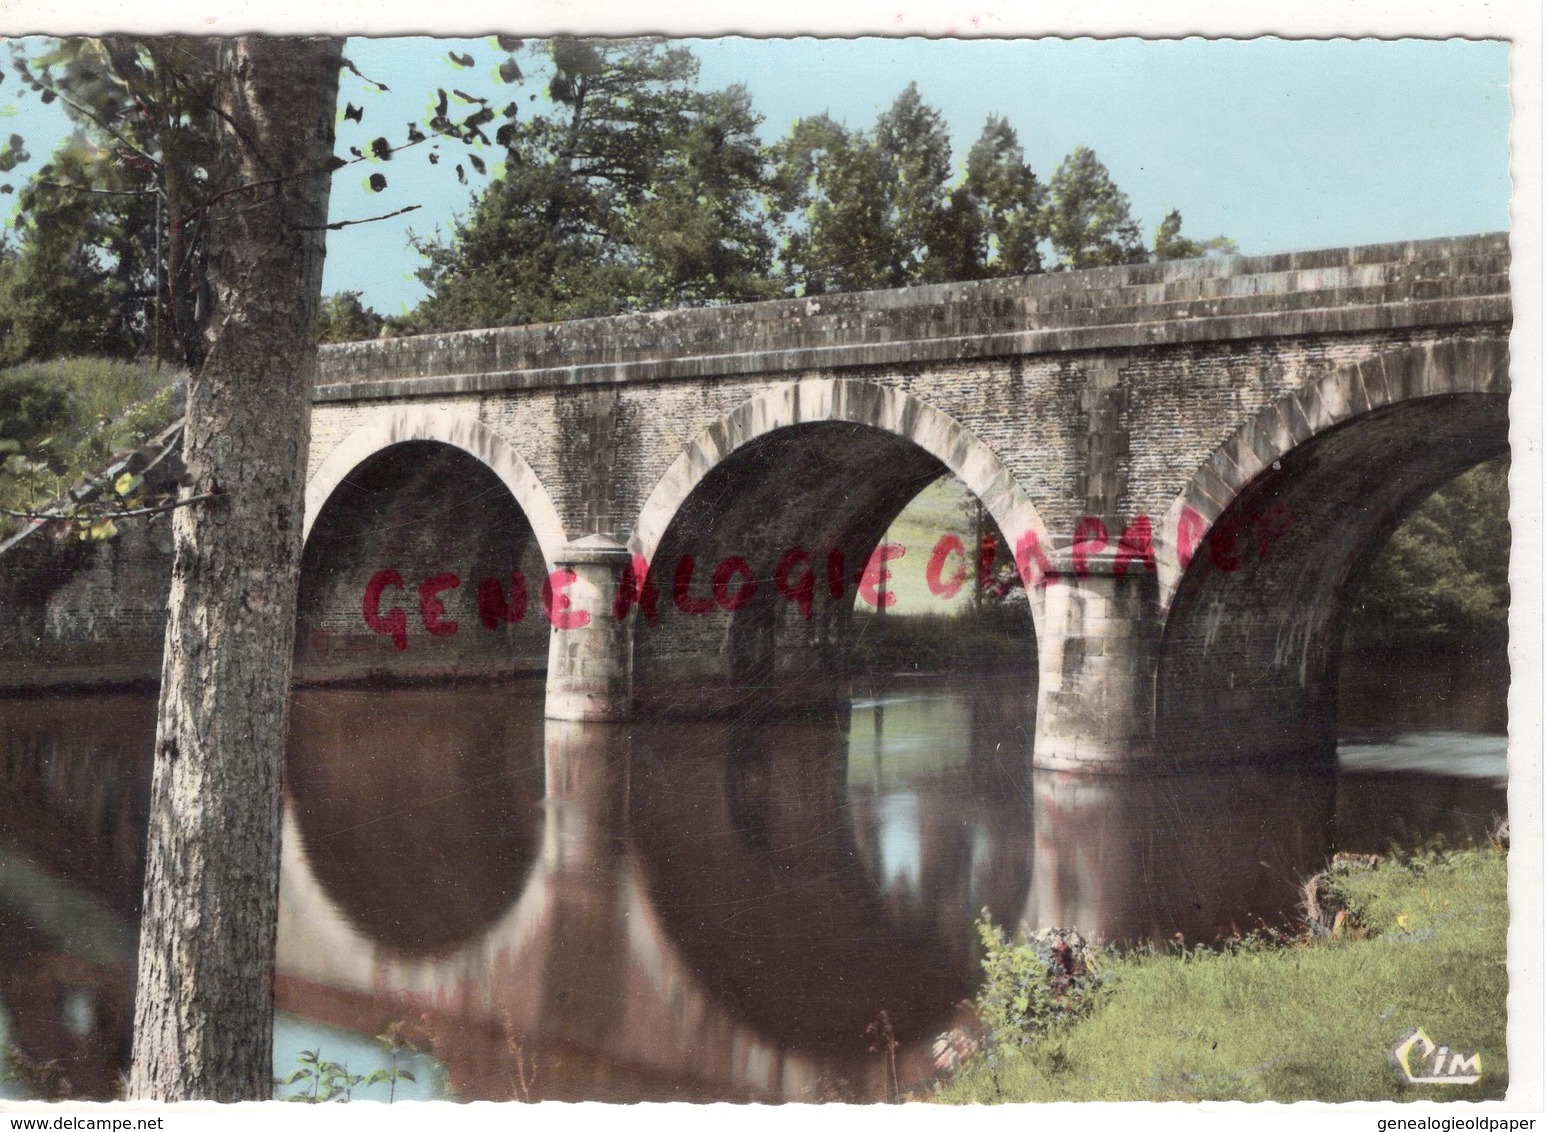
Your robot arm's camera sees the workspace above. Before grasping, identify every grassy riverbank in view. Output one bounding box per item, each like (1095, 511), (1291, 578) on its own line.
(0, 358), (181, 538)
(929, 846), (1508, 1103)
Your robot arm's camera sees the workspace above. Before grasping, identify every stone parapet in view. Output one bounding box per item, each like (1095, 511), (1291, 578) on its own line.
(316, 233), (1509, 400)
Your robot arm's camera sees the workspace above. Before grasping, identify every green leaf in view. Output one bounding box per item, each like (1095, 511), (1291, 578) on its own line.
(114, 472), (141, 496)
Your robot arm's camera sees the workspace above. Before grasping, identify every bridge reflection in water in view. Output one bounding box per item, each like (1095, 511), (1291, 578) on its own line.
(0, 671), (1506, 1101)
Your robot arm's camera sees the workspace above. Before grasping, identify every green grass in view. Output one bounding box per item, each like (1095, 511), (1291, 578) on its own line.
(929, 847), (1508, 1103)
(0, 357), (181, 536)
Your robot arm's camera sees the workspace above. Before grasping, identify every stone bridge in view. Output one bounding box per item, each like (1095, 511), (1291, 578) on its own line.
(1, 232), (1512, 771)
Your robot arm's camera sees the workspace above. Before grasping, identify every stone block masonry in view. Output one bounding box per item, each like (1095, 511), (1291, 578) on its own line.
(1, 234), (1512, 770)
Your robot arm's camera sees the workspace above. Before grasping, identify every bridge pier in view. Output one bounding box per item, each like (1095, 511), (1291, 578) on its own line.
(1032, 551), (1161, 771)
(544, 536), (635, 722)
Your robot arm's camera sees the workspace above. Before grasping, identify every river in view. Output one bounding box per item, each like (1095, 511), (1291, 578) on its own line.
(0, 648), (1507, 1102)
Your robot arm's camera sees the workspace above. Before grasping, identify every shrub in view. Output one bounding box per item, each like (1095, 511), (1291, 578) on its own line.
(973, 917), (1104, 1053)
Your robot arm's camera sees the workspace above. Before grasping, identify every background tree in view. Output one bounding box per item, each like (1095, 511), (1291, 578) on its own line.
(874, 83), (952, 281)
(407, 38), (775, 331)
(1152, 208), (1238, 260)
(772, 83), (956, 293)
(5, 39), (218, 366)
(1347, 458), (1510, 651)
(1045, 145), (1147, 269)
(0, 137), (155, 363)
(410, 68), (1232, 312)
(929, 115), (1047, 281)
(316, 290), (386, 343)
(771, 112), (899, 293)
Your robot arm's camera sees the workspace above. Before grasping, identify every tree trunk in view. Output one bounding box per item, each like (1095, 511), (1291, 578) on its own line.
(128, 36), (341, 1102)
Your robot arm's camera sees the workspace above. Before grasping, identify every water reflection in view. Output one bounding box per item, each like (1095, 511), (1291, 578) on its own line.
(626, 695), (1026, 1073)
(0, 670), (1510, 1101)
(286, 685), (545, 955)
(0, 695), (149, 1099)
(1026, 768), (1333, 944)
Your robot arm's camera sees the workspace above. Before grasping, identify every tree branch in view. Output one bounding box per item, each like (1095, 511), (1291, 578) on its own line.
(1, 490), (215, 524)
(24, 68), (162, 171)
(30, 178), (158, 197)
(187, 117), (468, 220)
(292, 203), (422, 231)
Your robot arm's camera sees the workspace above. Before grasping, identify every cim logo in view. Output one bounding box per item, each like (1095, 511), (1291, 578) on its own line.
(1386, 1027), (1482, 1085)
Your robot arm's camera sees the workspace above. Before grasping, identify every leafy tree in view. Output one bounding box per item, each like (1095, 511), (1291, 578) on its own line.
(1, 35), (516, 1101)
(875, 83), (953, 279)
(407, 38), (776, 331)
(1, 36), (511, 362)
(1152, 208), (1238, 261)
(777, 98), (1165, 290)
(0, 135), (158, 364)
(929, 115), (1047, 281)
(1045, 145), (1147, 269)
(316, 290), (387, 343)
(1347, 458), (1510, 650)
(772, 113), (900, 294)
(4, 38), (220, 366)
(120, 36), (344, 1102)
(773, 83), (957, 293)
(625, 83), (778, 307)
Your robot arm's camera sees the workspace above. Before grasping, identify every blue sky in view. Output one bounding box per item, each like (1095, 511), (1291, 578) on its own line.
(0, 36), (1513, 316)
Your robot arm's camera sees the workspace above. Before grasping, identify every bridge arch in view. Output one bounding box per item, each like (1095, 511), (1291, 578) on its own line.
(631, 378), (1051, 596)
(1153, 337), (1510, 610)
(626, 378), (1048, 710)
(304, 406), (565, 565)
(1151, 336), (1509, 765)
(297, 408), (565, 680)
